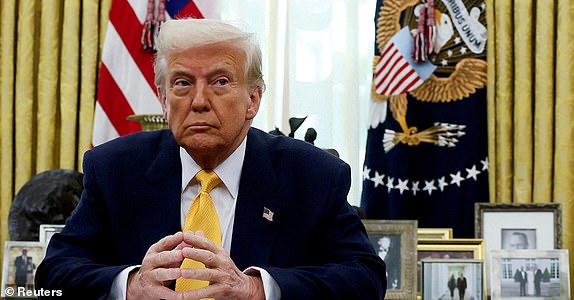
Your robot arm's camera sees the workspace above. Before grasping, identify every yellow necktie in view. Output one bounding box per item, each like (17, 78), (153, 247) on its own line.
(176, 170), (222, 293)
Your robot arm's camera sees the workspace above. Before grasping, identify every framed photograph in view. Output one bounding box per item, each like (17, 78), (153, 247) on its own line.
(416, 238), (485, 298)
(39, 224), (65, 245)
(417, 238), (485, 260)
(363, 219), (417, 300)
(475, 203), (562, 250)
(1, 241), (45, 298)
(422, 259), (485, 300)
(490, 249), (570, 299)
(475, 203), (562, 296)
(417, 228), (453, 240)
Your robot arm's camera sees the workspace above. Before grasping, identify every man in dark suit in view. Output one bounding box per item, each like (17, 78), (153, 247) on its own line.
(515, 266), (528, 296)
(14, 248), (28, 288)
(534, 266), (543, 296)
(457, 272), (467, 300)
(447, 274), (456, 299)
(376, 235), (400, 289)
(35, 18), (386, 300)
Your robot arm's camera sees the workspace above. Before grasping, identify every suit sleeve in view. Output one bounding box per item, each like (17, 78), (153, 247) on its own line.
(264, 162), (387, 299)
(34, 150), (128, 300)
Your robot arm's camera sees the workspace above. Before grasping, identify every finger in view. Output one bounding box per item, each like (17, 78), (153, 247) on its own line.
(179, 266), (217, 282)
(181, 285), (217, 300)
(144, 285), (186, 300)
(135, 266), (181, 286)
(146, 248), (185, 269)
(182, 231), (224, 255)
(181, 247), (222, 268)
(148, 232), (184, 255)
(130, 268), (186, 300)
(153, 267), (183, 283)
(180, 281), (234, 300)
(174, 242), (194, 251)
(174, 232), (196, 251)
(183, 271), (263, 300)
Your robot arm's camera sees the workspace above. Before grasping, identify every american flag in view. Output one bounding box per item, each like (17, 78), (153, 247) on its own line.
(92, 0), (219, 146)
(373, 27), (435, 97)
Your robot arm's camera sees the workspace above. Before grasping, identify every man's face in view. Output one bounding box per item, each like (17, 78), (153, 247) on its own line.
(507, 234), (528, 249)
(378, 237), (391, 249)
(160, 42), (261, 162)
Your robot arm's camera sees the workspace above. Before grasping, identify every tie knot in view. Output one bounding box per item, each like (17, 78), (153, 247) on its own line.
(195, 170), (221, 193)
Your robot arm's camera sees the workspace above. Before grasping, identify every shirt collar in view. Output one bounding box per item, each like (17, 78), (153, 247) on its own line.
(180, 136), (247, 199)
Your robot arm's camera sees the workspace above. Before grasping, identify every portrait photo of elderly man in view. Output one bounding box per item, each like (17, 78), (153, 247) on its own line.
(501, 229), (536, 250)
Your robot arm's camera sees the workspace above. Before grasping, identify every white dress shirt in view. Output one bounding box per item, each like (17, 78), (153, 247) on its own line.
(108, 136), (280, 299)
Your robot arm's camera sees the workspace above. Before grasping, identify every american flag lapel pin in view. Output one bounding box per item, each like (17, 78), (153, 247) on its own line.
(262, 207), (274, 222)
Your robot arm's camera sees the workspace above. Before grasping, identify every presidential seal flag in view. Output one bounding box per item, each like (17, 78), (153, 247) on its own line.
(361, 0), (488, 238)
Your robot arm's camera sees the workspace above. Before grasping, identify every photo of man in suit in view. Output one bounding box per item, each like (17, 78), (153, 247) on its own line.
(457, 272), (467, 300)
(35, 18), (386, 300)
(13, 248), (28, 288)
(534, 265), (543, 296)
(447, 273), (456, 299)
(514, 266), (528, 296)
(373, 235), (401, 289)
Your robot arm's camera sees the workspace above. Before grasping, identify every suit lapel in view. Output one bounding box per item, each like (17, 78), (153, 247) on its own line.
(129, 129), (281, 267)
(134, 131), (182, 257)
(231, 129), (281, 270)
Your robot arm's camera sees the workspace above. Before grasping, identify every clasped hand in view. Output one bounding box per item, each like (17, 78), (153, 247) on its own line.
(126, 231), (264, 300)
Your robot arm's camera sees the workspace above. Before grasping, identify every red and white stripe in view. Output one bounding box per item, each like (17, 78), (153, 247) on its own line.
(92, 0), (218, 146)
(374, 42), (424, 97)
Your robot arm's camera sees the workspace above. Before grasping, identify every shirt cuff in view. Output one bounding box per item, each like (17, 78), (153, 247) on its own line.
(244, 266), (281, 300)
(107, 265), (141, 300)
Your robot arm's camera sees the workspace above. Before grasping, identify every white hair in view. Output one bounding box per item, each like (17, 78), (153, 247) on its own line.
(154, 18), (264, 91)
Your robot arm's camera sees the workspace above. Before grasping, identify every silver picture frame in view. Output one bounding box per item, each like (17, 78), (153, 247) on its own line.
(362, 219), (418, 300)
(1, 241), (45, 298)
(489, 249), (570, 299)
(39, 224), (65, 245)
(421, 259), (485, 300)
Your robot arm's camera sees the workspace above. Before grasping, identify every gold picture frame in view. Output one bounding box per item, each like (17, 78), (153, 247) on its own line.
(417, 228), (453, 240)
(417, 238), (485, 260)
(362, 219), (418, 300)
(416, 238), (485, 299)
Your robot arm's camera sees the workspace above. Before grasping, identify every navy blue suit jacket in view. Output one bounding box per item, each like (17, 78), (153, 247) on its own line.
(36, 128), (386, 299)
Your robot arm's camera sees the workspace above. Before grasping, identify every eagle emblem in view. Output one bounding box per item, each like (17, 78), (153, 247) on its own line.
(371, 0), (487, 152)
